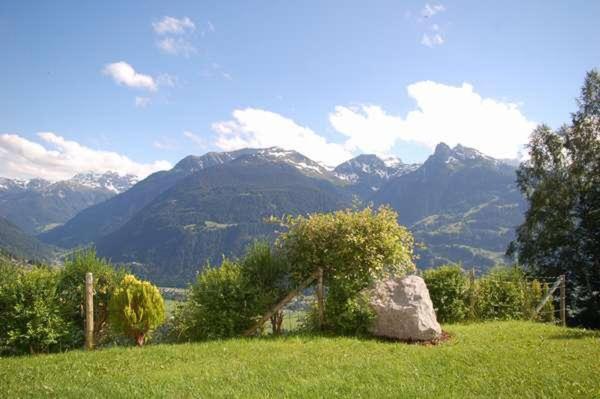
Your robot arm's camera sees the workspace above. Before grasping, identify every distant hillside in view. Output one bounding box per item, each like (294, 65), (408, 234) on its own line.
(96, 154), (351, 285)
(372, 143), (524, 269)
(0, 217), (57, 262)
(0, 172), (137, 234)
(40, 147), (341, 249)
(36, 144), (525, 285)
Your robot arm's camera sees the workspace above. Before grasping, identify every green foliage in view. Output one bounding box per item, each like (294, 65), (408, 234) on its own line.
(278, 206), (415, 334)
(322, 287), (375, 336)
(474, 267), (529, 321)
(239, 241), (290, 333)
(109, 274), (165, 346)
(510, 69), (600, 327)
(172, 259), (257, 341)
(423, 265), (470, 323)
(423, 265), (559, 323)
(0, 264), (72, 355)
(57, 248), (124, 347)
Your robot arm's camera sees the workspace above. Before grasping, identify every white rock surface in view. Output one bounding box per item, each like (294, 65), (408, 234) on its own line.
(370, 275), (442, 341)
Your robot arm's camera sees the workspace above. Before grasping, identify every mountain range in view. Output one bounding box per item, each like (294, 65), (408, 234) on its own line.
(1, 144), (525, 286)
(0, 172), (137, 234)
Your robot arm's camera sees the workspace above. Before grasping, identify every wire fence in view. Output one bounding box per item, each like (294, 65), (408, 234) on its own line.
(158, 272), (569, 335)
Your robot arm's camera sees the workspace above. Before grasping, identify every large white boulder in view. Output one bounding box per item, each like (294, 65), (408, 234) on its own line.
(369, 275), (442, 341)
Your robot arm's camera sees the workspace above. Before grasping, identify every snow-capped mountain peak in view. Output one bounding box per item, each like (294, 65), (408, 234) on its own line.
(69, 172), (138, 193)
(333, 154), (420, 191)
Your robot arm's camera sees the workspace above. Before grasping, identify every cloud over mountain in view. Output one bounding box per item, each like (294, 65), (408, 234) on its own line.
(0, 132), (171, 180)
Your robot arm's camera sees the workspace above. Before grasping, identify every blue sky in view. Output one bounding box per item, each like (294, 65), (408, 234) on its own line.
(1, 0), (599, 180)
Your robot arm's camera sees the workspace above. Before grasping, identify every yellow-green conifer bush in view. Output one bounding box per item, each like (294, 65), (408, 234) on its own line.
(109, 275), (165, 346)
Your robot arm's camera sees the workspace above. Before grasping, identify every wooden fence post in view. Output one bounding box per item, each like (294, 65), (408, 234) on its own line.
(469, 268), (476, 319)
(560, 274), (566, 327)
(316, 268), (324, 330)
(85, 272), (94, 350)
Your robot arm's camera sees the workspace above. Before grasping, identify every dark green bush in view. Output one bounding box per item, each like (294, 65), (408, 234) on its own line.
(474, 267), (529, 320)
(240, 241), (291, 333)
(57, 249), (124, 347)
(422, 265), (557, 323)
(423, 265), (470, 323)
(172, 259), (257, 341)
(0, 265), (72, 355)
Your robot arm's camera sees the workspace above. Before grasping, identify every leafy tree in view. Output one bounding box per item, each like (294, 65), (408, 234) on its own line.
(0, 265), (72, 355)
(57, 249), (124, 347)
(423, 265), (470, 323)
(109, 274), (165, 346)
(509, 70), (600, 327)
(277, 206), (415, 333)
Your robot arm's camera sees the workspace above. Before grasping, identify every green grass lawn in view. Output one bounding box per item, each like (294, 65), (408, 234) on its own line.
(1, 321), (598, 398)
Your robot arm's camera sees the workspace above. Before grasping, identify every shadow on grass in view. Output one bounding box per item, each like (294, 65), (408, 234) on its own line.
(547, 329), (600, 340)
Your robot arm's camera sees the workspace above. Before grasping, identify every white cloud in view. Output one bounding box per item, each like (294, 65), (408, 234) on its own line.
(0, 132), (171, 181)
(208, 82), (535, 164)
(329, 81), (536, 160)
(157, 37), (196, 57)
(135, 96), (151, 108)
(212, 109), (352, 166)
(329, 105), (403, 155)
(152, 16), (195, 35)
(103, 62), (157, 91)
(421, 33), (444, 47)
(183, 131), (206, 147)
(421, 3), (445, 18)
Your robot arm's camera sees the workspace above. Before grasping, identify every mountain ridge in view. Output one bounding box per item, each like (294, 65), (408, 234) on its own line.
(0, 171), (137, 234)
(29, 143), (523, 286)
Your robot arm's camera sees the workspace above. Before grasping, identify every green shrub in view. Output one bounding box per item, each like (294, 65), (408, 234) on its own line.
(57, 249), (124, 347)
(423, 265), (470, 323)
(321, 284), (375, 336)
(474, 267), (529, 320)
(173, 259), (257, 341)
(240, 241), (290, 334)
(109, 274), (165, 346)
(0, 265), (72, 355)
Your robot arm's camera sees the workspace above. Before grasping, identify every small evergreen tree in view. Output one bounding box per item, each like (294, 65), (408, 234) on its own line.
(109, 275), (165, 346)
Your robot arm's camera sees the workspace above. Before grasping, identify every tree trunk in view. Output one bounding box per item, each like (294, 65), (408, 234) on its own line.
(270, 311), (284, 334)
(135, 332), (145, 347)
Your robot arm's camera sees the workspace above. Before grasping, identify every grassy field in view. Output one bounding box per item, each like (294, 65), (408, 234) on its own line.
(1, 321), (598, 398)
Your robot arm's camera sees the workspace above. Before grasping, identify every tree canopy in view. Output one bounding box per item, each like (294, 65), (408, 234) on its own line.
(277, 205), (415, 333)
(509, 69), (600, 327)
